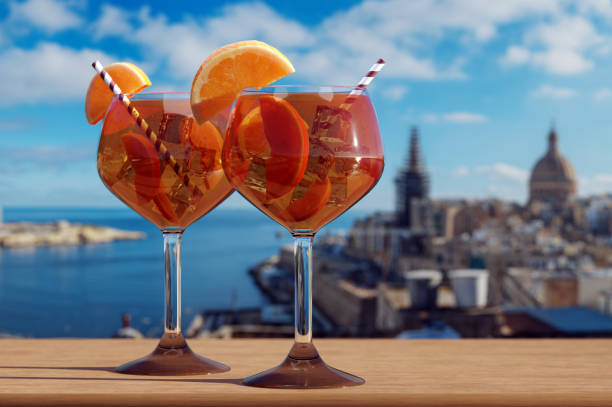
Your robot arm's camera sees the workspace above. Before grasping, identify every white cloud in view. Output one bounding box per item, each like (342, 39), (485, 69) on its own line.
(7, 0), (82, 33)
(595, 88), (612, 101)
(0, 118), (39, 131)
(500, 46), (530, 66)
(423, 111), (487, 124)
(92, 3), (315, 81)
(451, 166), (470, 177)
(0, 42), (115, 105)
(531, 48), (593, 75)
(487, 184), (515, 195)
(91, 4), (133, 40)
(423, 113), (440, 123)
(382, 85), (408, 101)
(88, 0), (565, 84)
(205, 2), (314, 48)
(0, 145), (91, 164)
(531, 84), (576, 99)
(476, 163), (528, 183)
(329, 0), (559, 43)
(442, 112), (487, 123)
(577, 0), (612, 18)
(504, 15), (603, 75)
(3, 0), (612, 106)
(291, 0), (562, 82)
(580, 174), (612, 195)
(526, 16), (601, 51)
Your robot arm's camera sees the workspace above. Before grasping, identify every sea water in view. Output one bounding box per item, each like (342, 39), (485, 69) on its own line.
(0, 206), (361, 337)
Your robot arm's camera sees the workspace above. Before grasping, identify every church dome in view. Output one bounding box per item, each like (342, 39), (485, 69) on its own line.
(528, 127), (577, 205)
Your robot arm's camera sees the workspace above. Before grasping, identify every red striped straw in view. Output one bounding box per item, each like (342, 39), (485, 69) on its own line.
(340, 58), (385, 110)
(91, 60), (196, 194)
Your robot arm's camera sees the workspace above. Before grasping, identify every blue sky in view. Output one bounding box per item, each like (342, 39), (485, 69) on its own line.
(2, 0), (612, 210)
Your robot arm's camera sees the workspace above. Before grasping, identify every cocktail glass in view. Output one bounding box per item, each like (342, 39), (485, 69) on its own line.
(97, 92), (233, 375)
(222, 85), (384, 388)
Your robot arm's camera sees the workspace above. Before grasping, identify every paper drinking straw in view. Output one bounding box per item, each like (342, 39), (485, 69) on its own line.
(91, 60), (196, 193)
(340, 58), (385, 111)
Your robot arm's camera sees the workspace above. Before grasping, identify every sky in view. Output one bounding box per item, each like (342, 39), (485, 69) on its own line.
(2, 0), (612, 210)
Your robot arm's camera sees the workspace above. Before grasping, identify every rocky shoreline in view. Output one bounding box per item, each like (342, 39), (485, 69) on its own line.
(0, 220), (145, 248)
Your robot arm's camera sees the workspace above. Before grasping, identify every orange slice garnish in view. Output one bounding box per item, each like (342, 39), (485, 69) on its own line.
(190, 40), (295, 123)
(85, 62), (151, 125)
(285, 177), (332, 222)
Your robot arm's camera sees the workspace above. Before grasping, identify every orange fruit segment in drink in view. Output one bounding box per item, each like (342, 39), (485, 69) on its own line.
(188, 121), (224, 191)
(85, 62), (151, 124)
(121, 132), (180, 222)
(189, 121), (222, 159)
(284, 177), (332, 222)
(120, 132), (161, 203)
(223, 106), (268, 186)
(152, 193), (179, 223)
(237, 107), (269, 158)
(190, 40), (295, 123)
(259, 95), (309, 200)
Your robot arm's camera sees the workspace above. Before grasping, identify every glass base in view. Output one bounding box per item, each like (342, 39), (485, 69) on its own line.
(115, 333), (230, 376)
(242, 342), (364, 388)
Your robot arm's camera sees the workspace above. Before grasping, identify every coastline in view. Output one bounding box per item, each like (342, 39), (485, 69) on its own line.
(0, 220), (145, 248)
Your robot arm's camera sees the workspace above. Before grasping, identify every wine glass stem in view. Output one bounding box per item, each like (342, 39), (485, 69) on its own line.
(294, 234), (313, 344)
(163, 231), (182, 335)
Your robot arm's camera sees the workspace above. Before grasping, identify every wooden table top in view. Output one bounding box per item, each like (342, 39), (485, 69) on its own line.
(0, 338), (610, 406)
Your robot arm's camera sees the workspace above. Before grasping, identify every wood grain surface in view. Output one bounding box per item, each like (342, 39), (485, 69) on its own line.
(0, 338), (610, 406)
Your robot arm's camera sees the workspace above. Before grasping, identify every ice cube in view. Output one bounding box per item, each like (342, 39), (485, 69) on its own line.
(170, 181), (191, 204)
(158, 113), (191, 144)
(166, 175), (204, 219)
(199, 147), (218, 173)
(311, 105), (351, 146)
(116, 158), (135, 186)
(347, 172), (368, 200)
(189, 150), (204, 174)
(334, 157), (359, 176)
(290, 140), (334, 203)
(333, 144), (371, 176)
(243, 157), (267, 195)
(160, 162), (180, 191)
(305, 139), (334, 182)
(327, 175), (347, 206)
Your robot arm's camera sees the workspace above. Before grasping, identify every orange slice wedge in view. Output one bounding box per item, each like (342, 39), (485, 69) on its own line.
(85, 62), (151, 125)
(237, 106), (269, 158)
(188, 121), (225, 191)
(120, 132), (161, 203)
(189, 121), (223, 156)
(190, 40), (295, 123)
(285, 177), (332, 222)
(259, 95), (309, 200)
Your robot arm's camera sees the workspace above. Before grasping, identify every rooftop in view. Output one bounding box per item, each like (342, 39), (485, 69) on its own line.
(505, 306), (612, 334)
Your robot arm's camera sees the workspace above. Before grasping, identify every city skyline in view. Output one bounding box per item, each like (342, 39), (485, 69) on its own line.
(2, 0), (612, 209)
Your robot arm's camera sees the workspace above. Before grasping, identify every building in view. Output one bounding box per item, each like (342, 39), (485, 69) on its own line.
(528, 127), (577, 206)
(395, 127), (429, 227)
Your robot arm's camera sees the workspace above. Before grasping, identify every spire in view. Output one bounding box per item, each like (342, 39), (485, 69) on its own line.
(395, 126), (430, 227)
(409, 126), (421, 172)
(548, 124), (558, 153)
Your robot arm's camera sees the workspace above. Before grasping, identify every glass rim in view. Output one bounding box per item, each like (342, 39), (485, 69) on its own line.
(120, 91), (189, 100)
(242, 85), (364, 94)
(122, 86), (366, 100)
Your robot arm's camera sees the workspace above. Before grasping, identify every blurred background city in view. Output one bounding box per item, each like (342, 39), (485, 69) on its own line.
(3, 0), (612, 339)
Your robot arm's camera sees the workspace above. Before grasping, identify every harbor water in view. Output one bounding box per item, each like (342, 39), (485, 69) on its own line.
(0, 206), (361, 338)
